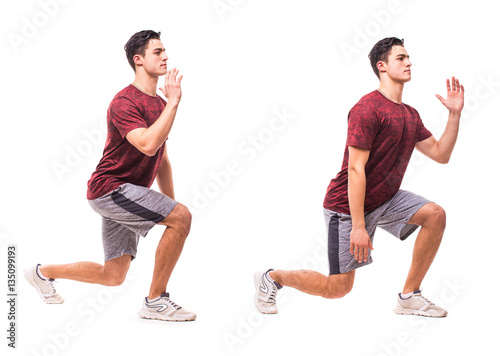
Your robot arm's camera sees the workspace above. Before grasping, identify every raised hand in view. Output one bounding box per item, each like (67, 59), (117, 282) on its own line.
(159, 68), (183, 104)
(435, 76), (464, 115)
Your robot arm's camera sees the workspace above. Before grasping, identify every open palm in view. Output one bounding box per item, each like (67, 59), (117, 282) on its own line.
(436, 76), (464, 114)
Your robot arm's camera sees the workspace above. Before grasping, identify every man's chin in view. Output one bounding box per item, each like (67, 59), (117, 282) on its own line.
(153, 67), (168, 77)
(401, 75), (412, 83)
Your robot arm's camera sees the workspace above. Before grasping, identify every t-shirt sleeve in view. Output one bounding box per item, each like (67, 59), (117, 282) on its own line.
(109, 96), (148, 139)
(346, 103), (379, 151)
(415, 110), (433, 142)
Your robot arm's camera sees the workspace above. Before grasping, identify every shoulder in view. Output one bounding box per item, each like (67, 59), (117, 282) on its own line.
(112, 84), (135, 99)
(357, 90), (382, 105)
(110, 85), (135, 104)
(353, 91), (383, 110)
(349, 91), (379, 117)
(108, 86), (143, 117)
(110, 85), (143, 106)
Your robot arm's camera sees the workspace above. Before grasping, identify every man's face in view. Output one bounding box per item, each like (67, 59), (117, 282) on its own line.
(378, 45), (412, 83)
(135, 39), (168, 76)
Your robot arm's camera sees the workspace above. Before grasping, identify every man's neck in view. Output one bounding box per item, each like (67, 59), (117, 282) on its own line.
(378, 78), (404, 104)
(132, 71), (159, 97)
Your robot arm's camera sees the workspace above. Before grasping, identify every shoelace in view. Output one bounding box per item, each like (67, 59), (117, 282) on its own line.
(414, 293), (434, 306)
(267, 285), (278, 303)
(45, 279), (58, 296)
(165, 297), (181, 310)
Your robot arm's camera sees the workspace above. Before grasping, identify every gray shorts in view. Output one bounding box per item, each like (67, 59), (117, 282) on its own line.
(88, 183), (178, 261)
(324, 190), (431, 275)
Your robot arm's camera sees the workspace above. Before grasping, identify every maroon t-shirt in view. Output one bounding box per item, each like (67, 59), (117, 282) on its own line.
(323, 90), (432, 215)
(87, 85), (167, 200)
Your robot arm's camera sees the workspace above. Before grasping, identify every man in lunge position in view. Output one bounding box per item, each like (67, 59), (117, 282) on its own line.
(255, 37), (464, 317)
(25, 30), (196, 321)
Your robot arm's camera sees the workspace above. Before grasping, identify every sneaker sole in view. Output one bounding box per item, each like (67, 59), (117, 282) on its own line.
(253, 272), (278, 314)
(393, 306), (447, 317)
(24, 268), (64, 304)
(138, 311), (196, 322)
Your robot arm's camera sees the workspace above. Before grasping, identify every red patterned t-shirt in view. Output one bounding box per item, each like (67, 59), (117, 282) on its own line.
(323, 90), (432, 215)
(87, 85), (167, 200)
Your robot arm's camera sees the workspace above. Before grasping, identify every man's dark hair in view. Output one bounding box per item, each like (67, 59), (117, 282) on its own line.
(124, 30), (161, 72)
(368, 37), (404, 78)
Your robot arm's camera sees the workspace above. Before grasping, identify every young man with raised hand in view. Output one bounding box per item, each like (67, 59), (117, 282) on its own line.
(254, 37), (464, 317)
(25, 30), (196, 322)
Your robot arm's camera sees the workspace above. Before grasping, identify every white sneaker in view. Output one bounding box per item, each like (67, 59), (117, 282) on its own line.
(24, 264), (64, 304)
(254, 269), (282, 314)
(138, 293), (196, 321)
(394, 290), (447, 317)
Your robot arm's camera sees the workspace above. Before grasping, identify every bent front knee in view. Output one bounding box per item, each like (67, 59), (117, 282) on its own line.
(425, 203), (447, 230)
(177, 204), (192, 235)
(169, 203), (192, 236)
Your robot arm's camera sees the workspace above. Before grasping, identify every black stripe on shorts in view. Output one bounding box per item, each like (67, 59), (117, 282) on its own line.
(111, 191), (165, 223)
(328, 214), (341, 275)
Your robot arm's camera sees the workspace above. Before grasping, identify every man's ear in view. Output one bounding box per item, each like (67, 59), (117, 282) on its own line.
(133, 54), (143, 68)
(377, 60), (386, 75)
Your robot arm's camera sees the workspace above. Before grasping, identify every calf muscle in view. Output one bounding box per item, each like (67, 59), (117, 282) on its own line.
(270, 269), (355, 299)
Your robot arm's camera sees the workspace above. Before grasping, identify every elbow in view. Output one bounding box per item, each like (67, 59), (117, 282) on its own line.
(137, 137), (161, 156)
(348, 165), (365, 176)
(140, 144), (160, 157)
(436, 154), (451, 164)
(431, 142), (452, 164)
(127, 132), (160, 156)
(143, 147), (159, 157)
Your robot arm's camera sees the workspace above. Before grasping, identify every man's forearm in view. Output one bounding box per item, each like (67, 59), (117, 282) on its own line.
(157, 159), (175, 199)
(348, 168), (366, 228)
(138, 101), (179, 156)
(431, 76), (464, 163)
(436, 112), (460, 163)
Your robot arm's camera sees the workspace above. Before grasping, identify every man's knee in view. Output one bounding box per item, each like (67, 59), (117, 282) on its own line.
(176, 204), (192, 235)
(423, 203), (446, 230)
(162, 203), (192, 236)
(323, 284), (352, 299)
(105, 273), (126, 286)
(323, 273), (354, 299)
(103, 256), (130, 286)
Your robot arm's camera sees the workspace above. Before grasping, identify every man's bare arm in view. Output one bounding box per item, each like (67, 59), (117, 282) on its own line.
(416, 77), (464, 164)
(156, 147), (174, 199)
(348, 145), (373, 263)
(126, 69), (183, 156)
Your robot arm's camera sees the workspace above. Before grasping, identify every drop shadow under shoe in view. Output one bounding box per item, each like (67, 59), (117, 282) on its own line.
(138, 293), (196, 321)
(394, 290), (447, 317)
(24, 264), (64, 304)
(254, 269), (282, 314)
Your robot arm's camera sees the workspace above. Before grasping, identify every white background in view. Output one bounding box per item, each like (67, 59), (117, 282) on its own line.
(1, 0), (499, 355)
